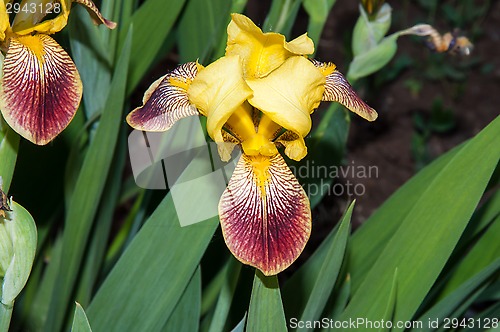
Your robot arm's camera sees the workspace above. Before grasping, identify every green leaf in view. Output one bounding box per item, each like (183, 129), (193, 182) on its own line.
(230, 314), (247, 332)
(1, 201), (37, 306)
(379, 269), (398, 332)
(263, 0), (302, 36)
(87, 195), (218, 331)
(0, 120), (19, 192)
(177, 0), (232, 63)
(162, 266), (202, 332)
(71, 303), (92, 332)
(347, 34), (398, 81)
(298, 201), (353, 331)
(352, 3), (392, 56)
(439, 214), (500, 298)
(417, 258), (500, 331)
(322, 274), (350, 322)
(23, 235), (63, 331)
(348, 142), (465, 293)
(120, 0), (187, 94)
(339, 116), (500, 330)
(282, 220), (341, 318)
(208, 258), (242, 332)
(303, 0), (337, 47)
(247, 272), (287, 332)
(44, 29), (132, 332)
(68, 6), (113, 118)
(75, 131), (127, 306)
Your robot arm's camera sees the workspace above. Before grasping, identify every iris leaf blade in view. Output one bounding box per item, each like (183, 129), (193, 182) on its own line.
(247, 272), (287, 332)
(87, 194), (218, 331)
(161, 266), (202, 332)
(43, 29), (132, 332)
(298, 201), (353, 331)
(339, 116), (500, 330)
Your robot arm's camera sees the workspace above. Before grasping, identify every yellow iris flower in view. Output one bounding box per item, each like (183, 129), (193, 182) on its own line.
(0, 0), (115, 145)
(127, 13), (377, 275)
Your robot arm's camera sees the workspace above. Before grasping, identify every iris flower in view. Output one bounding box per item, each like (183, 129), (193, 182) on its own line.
(127, 14), (377, 275)
(0, 0), (116, 145)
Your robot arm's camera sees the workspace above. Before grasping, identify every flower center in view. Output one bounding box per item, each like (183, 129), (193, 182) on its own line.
(225, 107), (281, 157)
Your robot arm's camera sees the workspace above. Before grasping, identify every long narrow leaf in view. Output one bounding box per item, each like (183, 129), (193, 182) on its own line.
(162, 266), (202, 332)
(339, 116), (500, 329)
(247, 272), (287, 332)
(298, 201), (354, 331)
(87, 195), (218, 331)
(120, 0), (187, 94)
(44, 30), (132, 332)
(417, 258), (500, 331)
(0, 122), (19, 192)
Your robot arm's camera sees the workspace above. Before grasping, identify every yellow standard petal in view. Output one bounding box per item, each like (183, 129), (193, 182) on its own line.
(0, 1), (9, 41)
(226, 13), (314, 78)
(247, 56), (325, 138)
(12, 0), (116, 36)
(219, 153), (311, 276)
(188, 55), (253, 144)
(0, 35), (82, 145)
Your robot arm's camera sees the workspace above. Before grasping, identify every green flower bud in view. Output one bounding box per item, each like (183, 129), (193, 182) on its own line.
(0, 197), (37, 306)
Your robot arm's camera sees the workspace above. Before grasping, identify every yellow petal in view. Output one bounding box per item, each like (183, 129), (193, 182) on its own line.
(12, 0), (71, 35)
(226, 13), (314, 78)
(219, 153), (311, 276)
(13, 0), (115, 36)
(312, 59), (378, 121)
(0, 1), (9, 41)
(247, 56), (325, 138)
(126, 62), (200, 132)
(187, 55), (253, 144)
(0, 35), (82, 145)
(276, 131), (307, 161)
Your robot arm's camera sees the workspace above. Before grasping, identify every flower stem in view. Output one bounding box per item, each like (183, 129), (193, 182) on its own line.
(0, 303), (13, 332)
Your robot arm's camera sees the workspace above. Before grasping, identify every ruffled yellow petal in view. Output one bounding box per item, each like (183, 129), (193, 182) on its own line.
(219, 153), (311, 276)
(226, 13), (314, 78)
(276, 131), (307, 161)
(188, 55), (253, 144)
(126, 62), (200, 132)
(312, 59), (378, 121)
(12, 0), (115, 35)
(0, 35), (82, 145)
(0, 1), (9, 41)
(247, 56), (325, 138)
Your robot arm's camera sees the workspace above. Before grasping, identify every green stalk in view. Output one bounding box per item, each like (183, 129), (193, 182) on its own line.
(0, 303), (13, 332)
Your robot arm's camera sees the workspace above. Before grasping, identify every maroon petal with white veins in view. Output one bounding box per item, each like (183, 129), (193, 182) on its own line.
(219, 153), (311, 276)
(126, 62), (200, 132)
(311, 59), (378, 121)
(0, 34), (82, 145)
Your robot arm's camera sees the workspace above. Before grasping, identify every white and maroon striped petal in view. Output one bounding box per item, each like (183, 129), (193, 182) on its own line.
(219, 153), (311, 276)
(126, 62), (200, 132)
(0, 35), (82, 145)
(73, 0), (117, 29)
(312, 59), (378, 121)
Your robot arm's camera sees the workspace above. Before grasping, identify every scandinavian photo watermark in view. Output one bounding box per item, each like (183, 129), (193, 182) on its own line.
(288, 317), (499, 330)
(128, 116), (379, 227)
